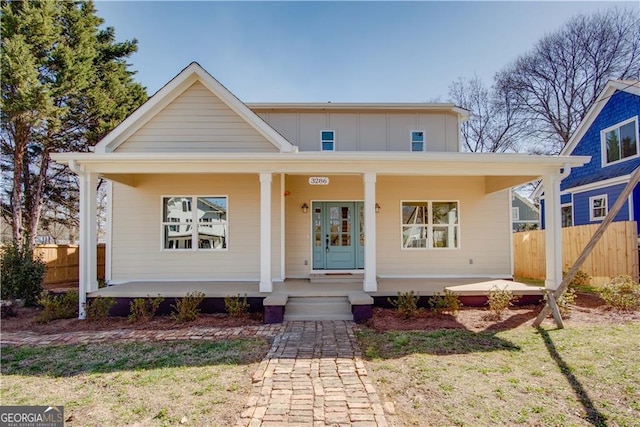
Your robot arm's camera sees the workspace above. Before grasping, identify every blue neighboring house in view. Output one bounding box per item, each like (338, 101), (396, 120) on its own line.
(534, 80), (640, 234)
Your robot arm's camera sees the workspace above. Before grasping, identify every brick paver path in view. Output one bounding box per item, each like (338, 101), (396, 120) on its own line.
(0, 324), (284, 347)
(236, 321), (389, 427)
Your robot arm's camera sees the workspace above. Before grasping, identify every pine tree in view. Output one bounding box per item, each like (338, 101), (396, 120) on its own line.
(1, 0), (147, 250)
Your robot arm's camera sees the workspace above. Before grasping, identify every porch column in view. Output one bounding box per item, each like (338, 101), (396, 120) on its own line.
(78, 171), (98, 319)
(543, 173), (563, 290)
(259, 172), (273, 292)
(363, 172), (377, 291)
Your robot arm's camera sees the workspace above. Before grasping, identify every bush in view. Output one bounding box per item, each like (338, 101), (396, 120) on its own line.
(544, 288), (576, 317)
(129, 294), (165, 322)
(599, 275), (640, 311)
(224, 294), (249, 318)
(37, 291), (79, 323)
(0, 243), (45, 306)
(171, 291), (205, 323)
(388, 291), (423, 319)
(487, 286), (518, 319)
(428, 290), (462, 315)
(86, 296), (116, 322)
(563, 269), (591, 289)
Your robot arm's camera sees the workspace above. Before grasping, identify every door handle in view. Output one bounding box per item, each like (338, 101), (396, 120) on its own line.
(325, 234), (329, 252)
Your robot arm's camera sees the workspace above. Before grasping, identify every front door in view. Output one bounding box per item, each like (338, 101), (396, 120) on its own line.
(312, 202), (364, 270)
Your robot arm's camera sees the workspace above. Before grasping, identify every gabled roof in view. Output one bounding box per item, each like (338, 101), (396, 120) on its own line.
(560, 80), (640, 156)
(94, 62), (296, 153)
(512, 192), (538, 213)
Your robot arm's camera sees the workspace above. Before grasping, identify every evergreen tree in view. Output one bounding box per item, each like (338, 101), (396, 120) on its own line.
(1, 0), (147, 250)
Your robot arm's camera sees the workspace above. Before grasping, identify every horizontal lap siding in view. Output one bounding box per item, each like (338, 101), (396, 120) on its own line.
(573, 183), (630, 226)
(111, 174), (281, 282)
(284, 175), (511, 278)
(116, 82), (277, 153)
(376, 176), (511, 276)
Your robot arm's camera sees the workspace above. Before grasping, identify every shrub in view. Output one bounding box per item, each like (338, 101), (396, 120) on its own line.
(388, 291), (423, 319)
(487, 286), (518, 319)
(563, 269), (591, 289)
(0, 243), (45, 306)
(544, 288), (576, 317)
(129, 294), (165, 322)
(599, 275), (640, 311)
(171, 291), (205, 323)
(224, 293), (249, 318)
(86, 296), (116, 322)
(428, 290), (462, 315)
(37, 291), (79, 323)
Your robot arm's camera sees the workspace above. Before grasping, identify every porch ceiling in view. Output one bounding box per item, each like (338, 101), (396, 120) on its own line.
(52, 151), (590, 192)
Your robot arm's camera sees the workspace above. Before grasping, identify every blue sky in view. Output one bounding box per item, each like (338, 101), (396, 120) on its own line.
(95, 1), (637, 103)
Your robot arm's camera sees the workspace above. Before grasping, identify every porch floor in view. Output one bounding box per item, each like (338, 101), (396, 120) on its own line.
(88, 277), (544, 298)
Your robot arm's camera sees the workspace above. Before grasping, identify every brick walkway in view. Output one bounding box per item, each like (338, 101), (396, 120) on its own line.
(0, 324), (284, 347)
(236, 321), (390, 427)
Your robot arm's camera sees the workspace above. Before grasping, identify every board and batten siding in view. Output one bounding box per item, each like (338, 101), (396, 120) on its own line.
(255, 111), (460, 152)
(110, 174), (282, 282)
(284, 175), (512, 278)
(116, 82), (278, 153)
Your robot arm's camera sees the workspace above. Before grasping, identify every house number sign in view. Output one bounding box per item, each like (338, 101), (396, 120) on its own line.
(308, 177), (330, 185)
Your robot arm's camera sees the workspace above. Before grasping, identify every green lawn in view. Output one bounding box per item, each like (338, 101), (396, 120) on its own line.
(357, 322), (640, 427)
(1, 338), (269, 427)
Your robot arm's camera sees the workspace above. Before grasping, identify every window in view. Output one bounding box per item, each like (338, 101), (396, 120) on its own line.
(162, 196), (228, 250)
(512, 207), (520, 221)
(411, 131), (425, 152)
(589, 195), (607, 221)
(561, 205), (573, 228)
(321, 130), (335, 151)
(402, 201), (459, 249)
(602, 117), (638, 165)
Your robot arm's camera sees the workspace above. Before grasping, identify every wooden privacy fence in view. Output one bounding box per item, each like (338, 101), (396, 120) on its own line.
(35, 244), (105, 286)
(513, 221), (639, 285)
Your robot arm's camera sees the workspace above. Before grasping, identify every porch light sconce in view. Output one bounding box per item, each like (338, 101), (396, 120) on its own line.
(375, 203), (381, 213)
(301, 203), (309, 213)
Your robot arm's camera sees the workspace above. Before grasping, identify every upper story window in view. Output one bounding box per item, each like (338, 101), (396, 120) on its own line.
(162, 196), (228, 250)
(589, 195), (607, 221)
(321, 130), (335, 151)
(602, 117), (638, 165)
(411, 131), (425, 152)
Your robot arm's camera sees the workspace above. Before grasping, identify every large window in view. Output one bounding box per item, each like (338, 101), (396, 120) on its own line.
(602, 117), (638, 165)
(589, 195), (607, 221)
(162, 196), (228, 250)
(321, 130), (335, 151)
(402, 201), (459, 249)
(411, 131), (425, 152)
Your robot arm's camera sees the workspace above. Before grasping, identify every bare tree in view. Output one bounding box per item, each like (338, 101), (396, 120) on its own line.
(449, 75), (524, 153)
(495, 8), (640, 153)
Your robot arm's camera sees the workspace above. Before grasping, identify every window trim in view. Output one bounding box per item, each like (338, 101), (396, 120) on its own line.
(320, 129), (336, 152)
(161, 195), (229, 251)
(511, 207), (520, 221)
(601, 116), (639, 167)
(400, 200), (460, 250)
(589, 194), (608, 222)
(410, 130), (426, 152)
(561, 203), (573, 228)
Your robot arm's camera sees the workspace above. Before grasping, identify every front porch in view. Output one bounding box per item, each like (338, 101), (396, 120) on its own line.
(89, 277), (544, 323)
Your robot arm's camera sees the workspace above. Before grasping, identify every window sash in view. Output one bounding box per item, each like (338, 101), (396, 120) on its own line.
(411, 131), (425, 152)
(162, 196), (228, 251)
(589, 196), (607, 221)
(321, 130), (335, 151)
(401, 201), (459, 249)
(603, 117), (639, 165)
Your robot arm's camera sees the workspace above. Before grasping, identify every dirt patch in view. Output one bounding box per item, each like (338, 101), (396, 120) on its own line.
(1, 308), (262, 334)
(364, 292), (640, 332)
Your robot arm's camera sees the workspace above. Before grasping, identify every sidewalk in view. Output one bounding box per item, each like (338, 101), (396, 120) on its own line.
(236, 321), (390, 427)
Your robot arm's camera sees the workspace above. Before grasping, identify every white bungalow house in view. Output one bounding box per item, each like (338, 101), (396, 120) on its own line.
(51, 62), (589, 321)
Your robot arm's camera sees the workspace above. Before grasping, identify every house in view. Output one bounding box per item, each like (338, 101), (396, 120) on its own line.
(534, 81), (640, 235)
(51, 62), (588, 321)
(511, 192), (539, 231)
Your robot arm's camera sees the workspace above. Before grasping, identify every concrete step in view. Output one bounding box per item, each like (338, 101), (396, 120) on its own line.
(284, 296), (353, 321)
(309, 273), (364, 284)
